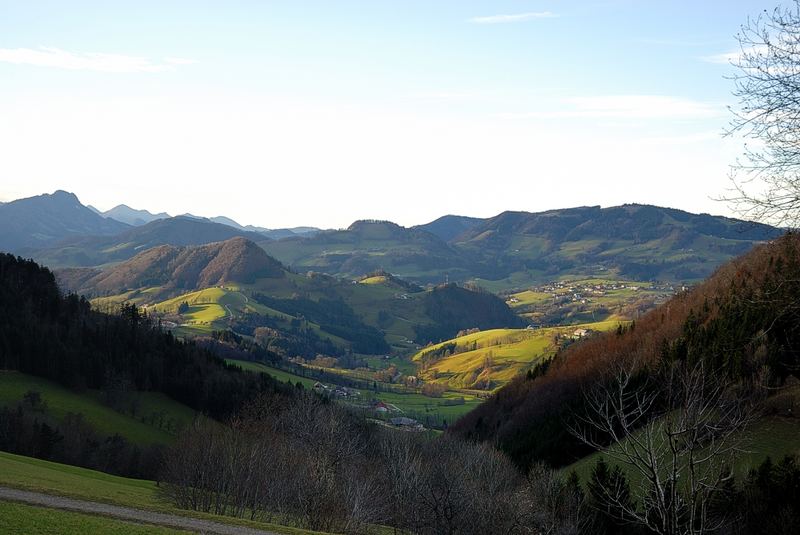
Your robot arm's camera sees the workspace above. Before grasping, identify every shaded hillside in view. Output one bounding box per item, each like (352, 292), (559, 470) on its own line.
(261, 219), (471, 283)
(450, 231), (800, 468)
(415, 284), (527, 343)
(0, 252), (288, 419)
(260, 205), (780, 288)
(414, 214), (484, 242)
(0, 191), (129, 252)
(58, 237), (285, 297)
(453, 204), (780, 283)
(31, 216), (267, 267)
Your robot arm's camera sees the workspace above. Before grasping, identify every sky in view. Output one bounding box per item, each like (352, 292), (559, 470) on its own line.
(0, 1), (777, 229)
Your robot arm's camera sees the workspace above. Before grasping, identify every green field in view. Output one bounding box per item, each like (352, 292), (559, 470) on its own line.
(149, 285), (353, 347)
(504, 278), (672, 325)
(0, 501), (189, 535)
(0, 372), (197, 445)
(0, 451), (323, 535)
(225, 359), (482, 423)
(412, 321), (623, 390)
(225, 359), (319, 388)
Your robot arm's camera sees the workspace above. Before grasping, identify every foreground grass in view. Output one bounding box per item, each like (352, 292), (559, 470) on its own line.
(0, 501), (189, 535)
(0, 451), (324, 535)
(0, 372), (196, 445)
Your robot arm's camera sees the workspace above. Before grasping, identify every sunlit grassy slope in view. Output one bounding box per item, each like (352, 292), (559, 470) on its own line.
(412, 320), (624, 390)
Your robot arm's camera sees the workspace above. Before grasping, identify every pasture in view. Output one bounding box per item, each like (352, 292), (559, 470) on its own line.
(0, 372), (196, 445)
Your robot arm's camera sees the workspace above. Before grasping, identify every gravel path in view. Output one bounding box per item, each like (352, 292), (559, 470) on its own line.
(0, 486), (280, 535)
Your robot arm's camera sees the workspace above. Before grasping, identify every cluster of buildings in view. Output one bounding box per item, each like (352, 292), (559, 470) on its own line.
(312, 382), (360, 399)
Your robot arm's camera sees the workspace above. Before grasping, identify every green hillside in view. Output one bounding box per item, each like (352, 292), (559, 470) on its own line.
(413, 321), (623, 390)
(256, 205), (781, 291)
(260, 219), (471, 283)
(84, 245), (524, 353)
(565, 413), (800, 488)
(0, 372), (197, 446)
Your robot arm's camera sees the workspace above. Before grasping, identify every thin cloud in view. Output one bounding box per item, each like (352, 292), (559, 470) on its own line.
(496, 95), (724, 120)
(470, 11), (557, 24)
(701, 45), (766, 65)
(0, 46), (196, 73)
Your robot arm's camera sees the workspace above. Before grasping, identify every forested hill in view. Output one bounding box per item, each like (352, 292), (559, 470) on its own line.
(57, 237), (286, 297)
(0, 253), (290, 421)
(450, 232), (800, 469)
(262, 204), (781, 286)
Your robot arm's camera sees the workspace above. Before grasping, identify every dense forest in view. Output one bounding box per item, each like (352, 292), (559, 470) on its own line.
(414, 284), (527, 343)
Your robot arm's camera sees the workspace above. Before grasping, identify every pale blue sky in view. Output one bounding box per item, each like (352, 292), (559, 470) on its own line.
(0, 1), (775, 228)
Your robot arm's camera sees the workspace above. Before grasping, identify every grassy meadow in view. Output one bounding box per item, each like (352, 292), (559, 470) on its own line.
(0, 501), (189, 535)
(0, 371), (196, 445)
(412, 320), (624, 390)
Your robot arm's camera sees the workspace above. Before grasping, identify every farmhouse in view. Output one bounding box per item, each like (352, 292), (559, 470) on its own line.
(572, 328), (593, 338)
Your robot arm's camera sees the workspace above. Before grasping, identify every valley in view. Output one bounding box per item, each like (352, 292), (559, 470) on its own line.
(2, 190), (799, 534)
(1, 192), (769, 433)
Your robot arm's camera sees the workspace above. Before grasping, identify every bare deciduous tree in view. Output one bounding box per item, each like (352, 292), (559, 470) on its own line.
(518, 462), (585, 535)
(724, 1), (800, 228)
(572, 362), (762, 535)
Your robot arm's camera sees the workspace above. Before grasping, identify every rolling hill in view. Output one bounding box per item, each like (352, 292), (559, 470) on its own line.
(0, 191), (129, 252)
(452, 204), (780, 285)
(414, 214), (484, 242)
(58, 236), (525, 354)
(57, 237), (285, 298)
(260, 205), (780, 289)
(260, 219), (472, 283)
(413, 320), (623, 390)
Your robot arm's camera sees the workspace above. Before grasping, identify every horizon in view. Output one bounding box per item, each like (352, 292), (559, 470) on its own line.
(1, 1), (768, 228)
(0, 187), (762, 231)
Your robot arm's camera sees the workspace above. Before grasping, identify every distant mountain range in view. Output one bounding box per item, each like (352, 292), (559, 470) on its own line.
(98, 204), (170, 226)
(0, 190), (784, 290)
(0, 190), (130, 251)
(263, 205), (780, 285)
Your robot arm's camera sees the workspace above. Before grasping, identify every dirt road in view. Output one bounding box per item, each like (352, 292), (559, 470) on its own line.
(0, 486), (280, 535)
